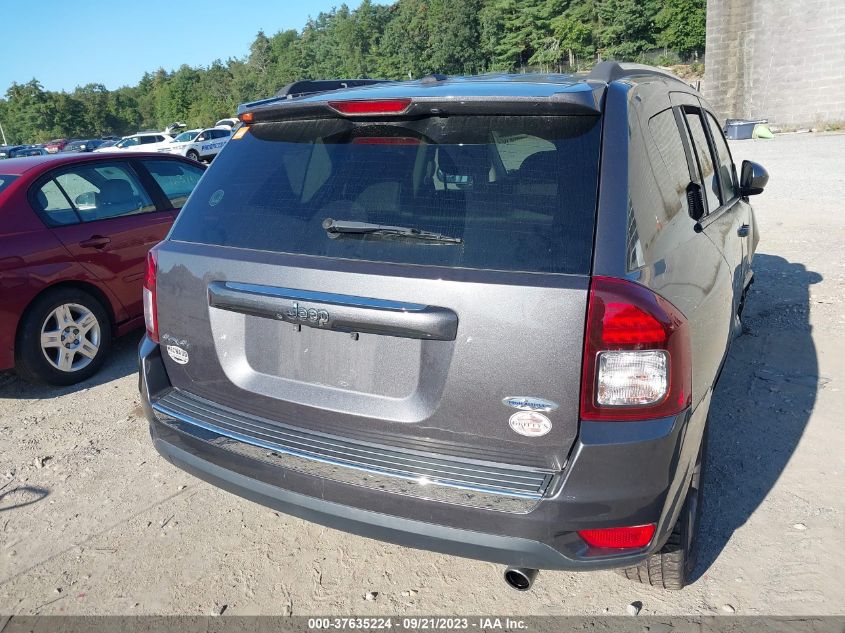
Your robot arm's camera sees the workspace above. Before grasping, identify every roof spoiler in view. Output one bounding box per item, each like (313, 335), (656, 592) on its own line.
(237, 79), (395, 114)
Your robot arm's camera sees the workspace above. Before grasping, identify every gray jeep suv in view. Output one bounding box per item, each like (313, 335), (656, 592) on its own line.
(138, 62), (768, 590)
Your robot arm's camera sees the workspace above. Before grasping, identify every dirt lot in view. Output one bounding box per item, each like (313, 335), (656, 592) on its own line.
(1, 133), (844, 616)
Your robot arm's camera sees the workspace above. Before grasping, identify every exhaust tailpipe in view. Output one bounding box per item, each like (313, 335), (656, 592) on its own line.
(503, 567), (539, 591)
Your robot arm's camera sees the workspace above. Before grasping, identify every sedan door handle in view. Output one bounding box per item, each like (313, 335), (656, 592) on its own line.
(737, 224), (750, 237)
(78, 235), (111, 249)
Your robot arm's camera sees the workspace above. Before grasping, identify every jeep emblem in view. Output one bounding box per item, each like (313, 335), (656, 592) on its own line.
(282, 302), (329, 327)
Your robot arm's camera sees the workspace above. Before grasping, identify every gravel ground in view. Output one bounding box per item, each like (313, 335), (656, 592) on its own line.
(1, 133), (844, 616)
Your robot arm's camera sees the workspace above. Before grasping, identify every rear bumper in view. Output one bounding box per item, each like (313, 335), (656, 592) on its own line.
(140, 335), (706, 570)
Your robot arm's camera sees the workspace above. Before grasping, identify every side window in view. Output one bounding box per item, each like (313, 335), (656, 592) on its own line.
(648, 109), (694, 217)
(33, 163), (156, 224)
(683, 109), (722, 213)
(86, 164), (156, 219)
(141, 159), (204, 209)
(196, 132), (208, 142)
(34, 179), (80, 226)
(705, 111), (738, 202)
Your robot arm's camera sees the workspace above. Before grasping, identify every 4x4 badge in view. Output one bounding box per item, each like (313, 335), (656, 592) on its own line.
(502, 396), (558, 412)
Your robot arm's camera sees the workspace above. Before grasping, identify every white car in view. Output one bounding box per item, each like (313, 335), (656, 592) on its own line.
(214, 118), (240, 129)
(158, 127), (231, 162)
(93, 132), (173, 153)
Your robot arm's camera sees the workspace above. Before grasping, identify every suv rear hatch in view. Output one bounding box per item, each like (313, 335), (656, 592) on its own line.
(154, 93), (601, 475)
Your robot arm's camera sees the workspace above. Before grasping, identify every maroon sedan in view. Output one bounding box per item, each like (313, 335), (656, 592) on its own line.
(0, 153), (205, 385)
(44, 139), (70, 154)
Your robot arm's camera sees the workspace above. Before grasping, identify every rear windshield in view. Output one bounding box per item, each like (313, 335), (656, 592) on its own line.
(170, 115), (601, 274)
(0, 175), (17, 194)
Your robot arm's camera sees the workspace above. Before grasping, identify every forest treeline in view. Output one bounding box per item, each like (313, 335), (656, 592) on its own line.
(0, 0), (705, 144)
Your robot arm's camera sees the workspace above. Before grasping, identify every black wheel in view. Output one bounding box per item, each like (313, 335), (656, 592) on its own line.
(186, 150), (200, 162)
(617, 427), (706, 590)
(16, 287), (112, 386)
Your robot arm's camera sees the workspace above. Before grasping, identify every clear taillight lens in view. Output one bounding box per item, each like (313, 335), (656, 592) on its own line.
(143, 247), (159, 343)
(581, 277), (691, 421)
(596, 350), (668, 406)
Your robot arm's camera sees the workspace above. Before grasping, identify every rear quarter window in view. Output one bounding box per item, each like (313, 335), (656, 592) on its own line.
(169, 115), (601, 275)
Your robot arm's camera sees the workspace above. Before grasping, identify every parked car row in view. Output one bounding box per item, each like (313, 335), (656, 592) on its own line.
(0, 145), (50, 158)
(0, 118), (239, 164)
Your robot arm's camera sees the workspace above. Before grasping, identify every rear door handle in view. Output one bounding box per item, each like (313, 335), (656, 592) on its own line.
(78, 236), (111, 249)
(737, 224), (750, 237)
(208, 281), (458, 341)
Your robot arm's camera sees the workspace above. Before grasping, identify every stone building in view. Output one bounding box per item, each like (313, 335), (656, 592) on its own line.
(704, 0), (845, 128)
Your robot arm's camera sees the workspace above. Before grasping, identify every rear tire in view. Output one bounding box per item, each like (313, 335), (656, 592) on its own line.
(16, 287), (112, 386)
(186, 150), (200, 162)
(617, 427), (706, 590)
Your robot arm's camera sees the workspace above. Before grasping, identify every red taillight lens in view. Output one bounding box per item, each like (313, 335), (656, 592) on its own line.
(578, 524), (656, 549)
(328, 98), (412, 115)
(143, 247), (159, 343)
(580, 277), (691, 421)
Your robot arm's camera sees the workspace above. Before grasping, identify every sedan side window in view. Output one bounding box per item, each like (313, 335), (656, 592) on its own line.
(34, 179), (80, 226)
(33, 163), (156, 225)
(141, 159), (204, 209)
(683, 109), (723, 214)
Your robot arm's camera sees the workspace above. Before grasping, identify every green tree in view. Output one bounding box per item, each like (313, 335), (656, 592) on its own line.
(596, 0), (661, 60)
(480, 0), (545, 71)
(655, 0), (705, 58)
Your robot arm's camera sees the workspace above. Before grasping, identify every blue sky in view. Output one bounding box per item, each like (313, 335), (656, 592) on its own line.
(0, 0), (379, 94)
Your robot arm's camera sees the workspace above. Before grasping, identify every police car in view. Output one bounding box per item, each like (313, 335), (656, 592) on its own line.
(158, 127), (232, 162)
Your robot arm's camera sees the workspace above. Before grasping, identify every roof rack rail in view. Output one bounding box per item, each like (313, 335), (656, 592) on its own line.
(588, 61), (685, 84)
(237, 78), (395, 115)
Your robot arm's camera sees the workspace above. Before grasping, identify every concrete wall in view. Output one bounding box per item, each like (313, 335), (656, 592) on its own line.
(704, 0), (845, 128)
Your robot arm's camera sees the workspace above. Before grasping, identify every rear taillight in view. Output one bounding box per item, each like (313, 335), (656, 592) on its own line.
(578, 524), (656, 549)
(580, 277), (691, 421)
(143, 247), (159, 343)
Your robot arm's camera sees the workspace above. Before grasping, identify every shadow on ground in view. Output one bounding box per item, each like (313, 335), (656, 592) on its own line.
(693, 253), (823, 580)
(0, 330), (142, 400)
(0, 485), (49, 512)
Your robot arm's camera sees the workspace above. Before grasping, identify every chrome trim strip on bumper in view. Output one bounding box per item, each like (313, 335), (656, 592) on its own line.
(152, 390), (556, 513)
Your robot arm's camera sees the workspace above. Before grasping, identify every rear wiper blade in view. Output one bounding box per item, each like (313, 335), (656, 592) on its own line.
(322, 218), (462, 243)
